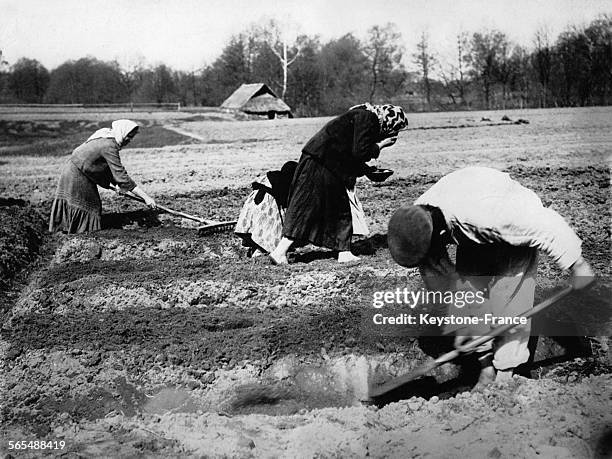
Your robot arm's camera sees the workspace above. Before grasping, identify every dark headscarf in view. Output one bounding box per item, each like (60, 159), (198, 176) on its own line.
(350, 103), (409, 137)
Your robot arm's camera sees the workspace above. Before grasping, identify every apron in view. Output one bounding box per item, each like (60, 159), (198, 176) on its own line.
(346, 187), (369, 236)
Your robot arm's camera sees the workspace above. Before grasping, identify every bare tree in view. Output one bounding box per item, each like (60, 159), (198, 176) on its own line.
(455, 32), (469, 105)
(119, 53), (148, 103)
(413, 31), (435, 109)
(533, 26), (552, 107)
(364, 23), (404, 101)
(260, 19), (301, 99)
(493, 38), (513, 109)
(437, 32), (469, 108)
(436, 64), (455, 106)
(509, 45), (531, 109)
(583, 15), (612, 105)
(0, 49), (9, 71)
(468, 30), (509, 109)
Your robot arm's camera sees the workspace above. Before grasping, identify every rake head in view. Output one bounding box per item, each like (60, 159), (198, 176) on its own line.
(197, 220), (237, 236)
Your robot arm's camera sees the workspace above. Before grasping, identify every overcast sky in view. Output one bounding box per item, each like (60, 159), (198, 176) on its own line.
(1, 0), (610, 71)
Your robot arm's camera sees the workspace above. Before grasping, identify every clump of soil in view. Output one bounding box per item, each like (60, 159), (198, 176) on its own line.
(51, 237), (102, 265)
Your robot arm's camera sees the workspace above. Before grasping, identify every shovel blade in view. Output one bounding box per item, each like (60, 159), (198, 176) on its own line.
(367, 349), (460, 400)
(367, 361), (439, 399)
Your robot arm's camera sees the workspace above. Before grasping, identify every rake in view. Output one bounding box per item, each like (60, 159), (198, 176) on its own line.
(119, 191), (236, 235)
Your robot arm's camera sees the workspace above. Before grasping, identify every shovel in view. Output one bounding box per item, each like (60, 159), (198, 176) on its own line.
(367, 285), (575, 399)
(119, 191), (236, 234)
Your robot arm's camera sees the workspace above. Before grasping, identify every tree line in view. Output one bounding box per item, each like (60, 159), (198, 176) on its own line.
(0, 15), (610, 116)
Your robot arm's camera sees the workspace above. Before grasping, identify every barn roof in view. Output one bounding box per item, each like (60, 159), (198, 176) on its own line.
(242, 93), (291, 113)
(221, 83), (291, 113)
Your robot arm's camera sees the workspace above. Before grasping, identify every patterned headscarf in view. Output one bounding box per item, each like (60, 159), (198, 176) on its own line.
(350, 103), (408, 137)
(87, 120), (139, 146)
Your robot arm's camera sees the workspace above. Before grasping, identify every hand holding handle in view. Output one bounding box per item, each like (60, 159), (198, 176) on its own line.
(571, 256), (595, 290)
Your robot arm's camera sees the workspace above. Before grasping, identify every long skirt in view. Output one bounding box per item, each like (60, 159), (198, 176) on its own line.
(49, 161), (102, 234)
(283, 155), (355, 251)
(234, 176), (285, 254)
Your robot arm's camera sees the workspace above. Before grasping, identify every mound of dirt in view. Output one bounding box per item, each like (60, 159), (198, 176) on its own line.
(51, 237), (102, 265)
(0, 199), (46, 298)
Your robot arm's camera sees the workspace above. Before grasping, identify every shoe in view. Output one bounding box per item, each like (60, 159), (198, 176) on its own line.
(269, 253), (287, 265)
(495, 369), (514, 383)
(472, 365), (496, 392)
(338, 251), (360, 263)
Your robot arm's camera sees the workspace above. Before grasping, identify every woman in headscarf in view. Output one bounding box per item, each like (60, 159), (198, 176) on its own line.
(234, 161), (298, 257)
(49, 119), (157, 234)
(269, 103), (408, 264)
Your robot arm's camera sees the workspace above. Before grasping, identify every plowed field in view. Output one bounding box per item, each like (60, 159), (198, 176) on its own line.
(1, 107), (610, 457)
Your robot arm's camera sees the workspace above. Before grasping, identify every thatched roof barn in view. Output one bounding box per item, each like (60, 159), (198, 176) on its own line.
(221, 83), (292, 118)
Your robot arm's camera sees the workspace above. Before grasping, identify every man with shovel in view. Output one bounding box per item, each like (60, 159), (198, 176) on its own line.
(387, 166), (595, 388)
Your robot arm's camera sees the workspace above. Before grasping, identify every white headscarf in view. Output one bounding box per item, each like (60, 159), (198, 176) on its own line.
(87, 120), (139, 146)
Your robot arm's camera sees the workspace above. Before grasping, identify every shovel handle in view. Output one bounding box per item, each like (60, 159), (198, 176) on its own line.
(367, 285), (576, 399)
(455, 285), (574, 353)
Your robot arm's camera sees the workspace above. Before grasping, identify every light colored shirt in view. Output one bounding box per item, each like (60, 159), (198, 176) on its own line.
(415, 167), (582, 270)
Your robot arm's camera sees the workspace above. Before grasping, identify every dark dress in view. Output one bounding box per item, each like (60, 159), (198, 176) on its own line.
(49, 138), (137, 234)
(282, 108), (381, 251)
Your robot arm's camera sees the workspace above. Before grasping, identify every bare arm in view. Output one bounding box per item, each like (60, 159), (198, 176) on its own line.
(377, 135), (398, 150)
(570, 255), (595, 290)
(130, 186), (157, 209)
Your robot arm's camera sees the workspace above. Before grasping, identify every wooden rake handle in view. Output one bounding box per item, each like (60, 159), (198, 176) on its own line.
(119, 192), (210, 224)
